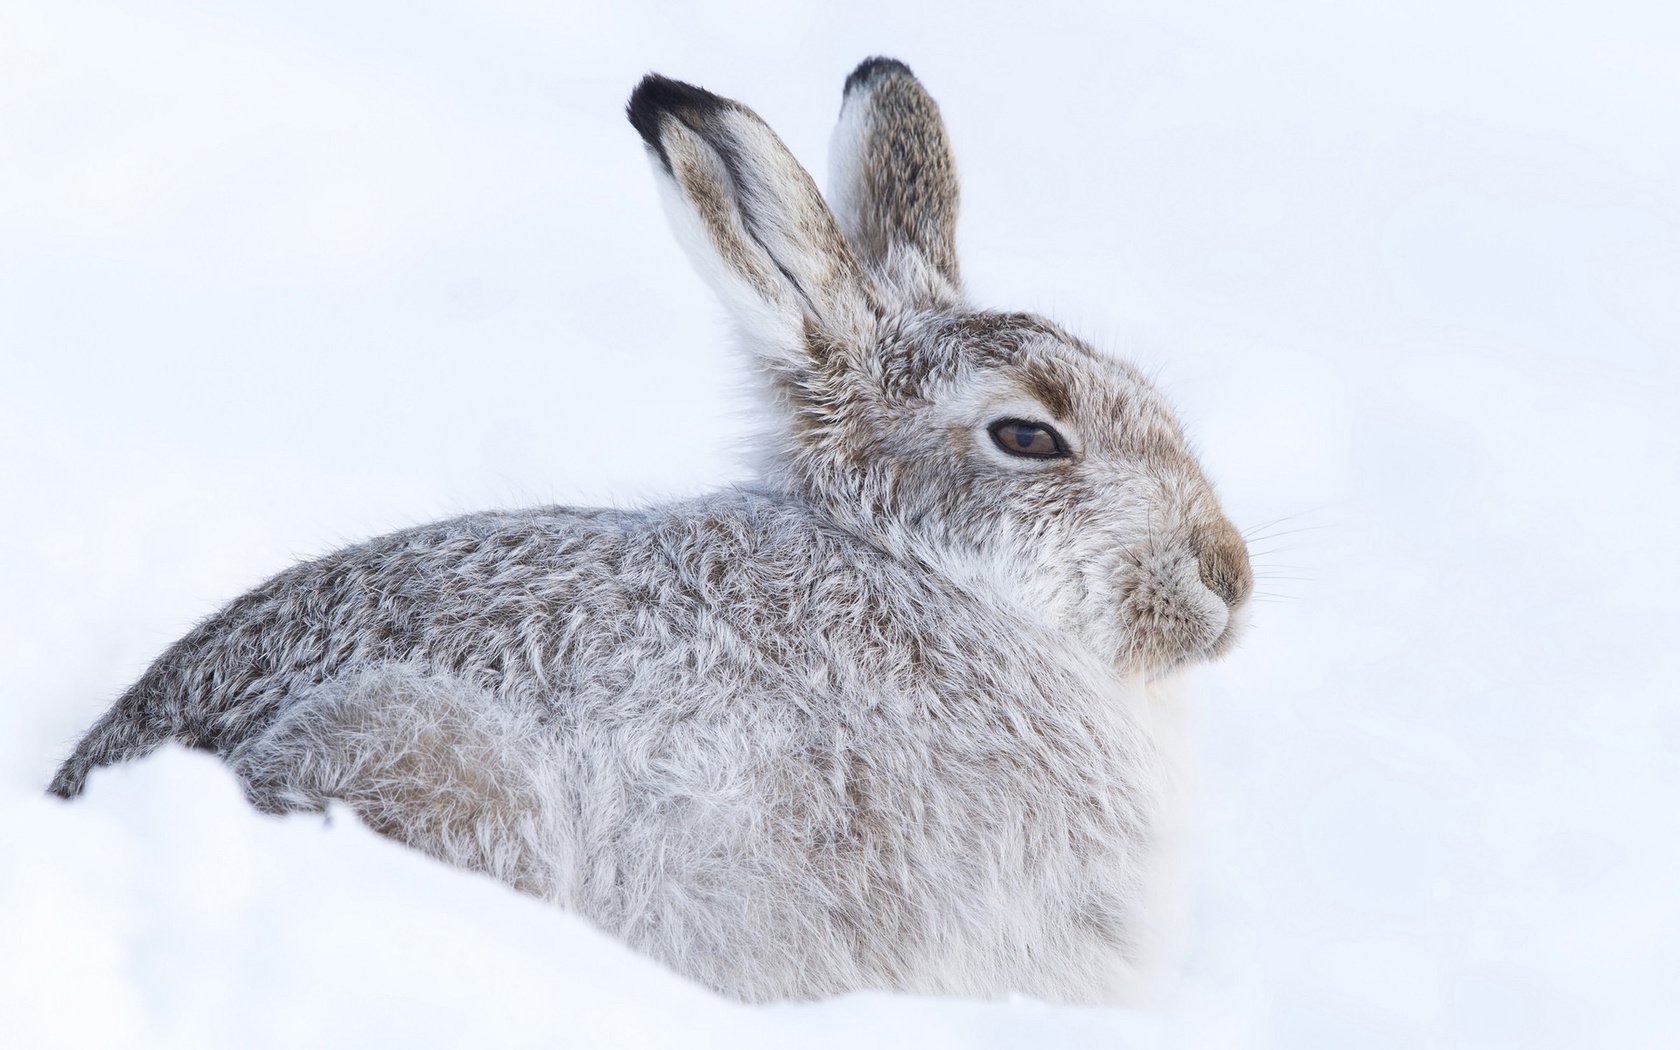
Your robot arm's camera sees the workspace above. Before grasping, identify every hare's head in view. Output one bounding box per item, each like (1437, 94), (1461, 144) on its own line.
(630, 58), (1250, 677)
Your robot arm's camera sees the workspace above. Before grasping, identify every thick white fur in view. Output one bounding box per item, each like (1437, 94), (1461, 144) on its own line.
(230, 633), (1161, 1002)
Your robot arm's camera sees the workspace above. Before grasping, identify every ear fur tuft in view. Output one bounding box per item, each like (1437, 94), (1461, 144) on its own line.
(627, 74), (732, 173)
(843, 57), (915, 97)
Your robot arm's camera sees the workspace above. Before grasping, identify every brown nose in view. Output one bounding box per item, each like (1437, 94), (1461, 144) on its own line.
(1194, 517), (1253, 608)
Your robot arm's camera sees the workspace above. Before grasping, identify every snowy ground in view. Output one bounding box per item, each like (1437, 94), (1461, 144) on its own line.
(3, 2), (1677, 1047)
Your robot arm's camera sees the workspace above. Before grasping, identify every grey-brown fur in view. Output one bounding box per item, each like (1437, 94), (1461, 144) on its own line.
(50, 58), (1251, 1003)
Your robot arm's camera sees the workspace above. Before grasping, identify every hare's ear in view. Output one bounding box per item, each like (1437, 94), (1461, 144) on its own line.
(629, 75), (878, 369)
(829, 58), (962, 309)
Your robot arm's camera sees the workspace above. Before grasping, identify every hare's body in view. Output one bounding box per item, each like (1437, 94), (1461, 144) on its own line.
(54, 490), (1155, 1000)
(54, 59), (1252, 1002)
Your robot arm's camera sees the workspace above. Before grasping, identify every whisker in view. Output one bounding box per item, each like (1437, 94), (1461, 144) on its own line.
(1242, 524), (1334, 542)
(1245, 547), (1305, 560)
(1240, 513), (1311, 536)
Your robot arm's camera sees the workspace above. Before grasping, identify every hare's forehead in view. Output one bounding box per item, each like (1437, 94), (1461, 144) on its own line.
(915, 339), (1177, 432)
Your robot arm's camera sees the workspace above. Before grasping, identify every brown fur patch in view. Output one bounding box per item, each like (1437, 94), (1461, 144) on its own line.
(1194, 515), (1253, 608)
(1020, 361), (1075, 419)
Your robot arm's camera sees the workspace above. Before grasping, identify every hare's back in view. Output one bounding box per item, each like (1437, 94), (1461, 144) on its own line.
(55, 491), (935, 789)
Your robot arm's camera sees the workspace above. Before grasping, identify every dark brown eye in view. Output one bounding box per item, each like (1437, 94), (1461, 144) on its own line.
(988, 418), (1071, 459)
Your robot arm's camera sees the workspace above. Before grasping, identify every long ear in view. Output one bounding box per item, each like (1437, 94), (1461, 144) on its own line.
(628, 75), (879, 370)
(829, 58), (962, 308)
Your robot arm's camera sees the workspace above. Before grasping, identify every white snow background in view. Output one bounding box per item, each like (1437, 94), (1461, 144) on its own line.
(2, 1), (1677, 1047)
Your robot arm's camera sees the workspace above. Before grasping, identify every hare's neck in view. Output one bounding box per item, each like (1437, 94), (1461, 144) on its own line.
(780, 484), (1085, 639)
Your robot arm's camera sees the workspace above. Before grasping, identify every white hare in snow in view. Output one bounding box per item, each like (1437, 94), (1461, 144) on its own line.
(52, 57), (1252, 1003)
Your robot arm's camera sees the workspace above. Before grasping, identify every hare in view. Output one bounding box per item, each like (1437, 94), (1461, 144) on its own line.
(50, 57), (1252, 1003)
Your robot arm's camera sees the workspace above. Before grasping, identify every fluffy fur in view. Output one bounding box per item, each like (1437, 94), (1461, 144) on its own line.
(50, 58), (1252, 1003)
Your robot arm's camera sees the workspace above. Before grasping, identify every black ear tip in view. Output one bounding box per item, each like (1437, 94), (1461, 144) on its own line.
(844, 56), (915, 96)
(626, 74), (729, 160)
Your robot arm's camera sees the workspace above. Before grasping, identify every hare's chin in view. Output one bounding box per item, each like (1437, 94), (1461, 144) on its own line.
(1135, 614), (1246, 681)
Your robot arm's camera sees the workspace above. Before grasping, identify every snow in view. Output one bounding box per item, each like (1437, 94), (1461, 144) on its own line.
(2, 1), (1677, 1046)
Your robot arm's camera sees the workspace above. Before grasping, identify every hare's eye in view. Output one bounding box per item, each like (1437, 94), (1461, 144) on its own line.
(988, 419), (1070, 459)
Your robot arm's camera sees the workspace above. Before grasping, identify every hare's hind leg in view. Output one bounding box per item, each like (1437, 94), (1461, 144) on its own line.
(228, 664), (572, 900)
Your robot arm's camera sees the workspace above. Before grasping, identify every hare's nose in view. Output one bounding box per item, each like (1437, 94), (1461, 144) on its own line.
(1193, 517), (1252, 608)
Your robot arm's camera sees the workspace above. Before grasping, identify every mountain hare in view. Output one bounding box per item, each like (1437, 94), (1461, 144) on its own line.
(51, 57), (1252, 1003)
